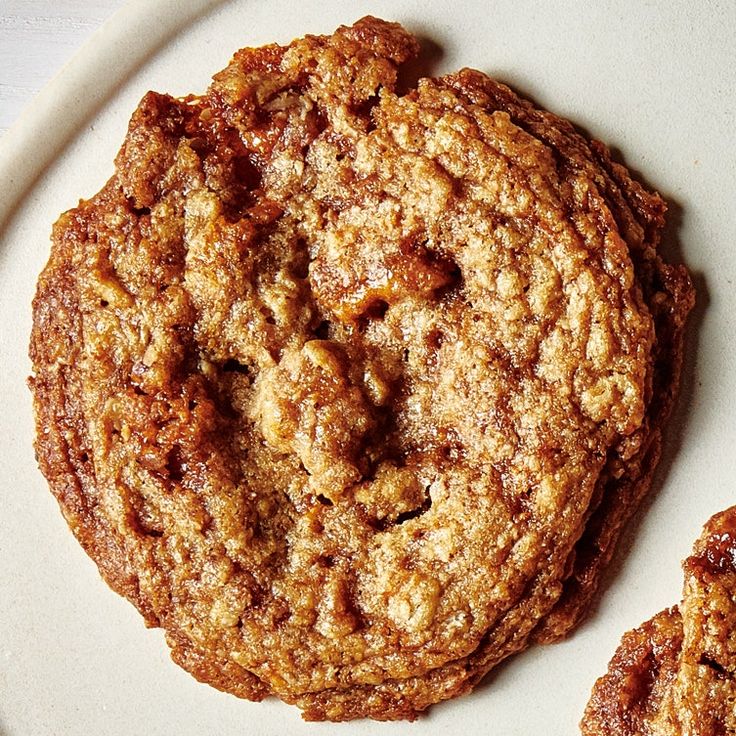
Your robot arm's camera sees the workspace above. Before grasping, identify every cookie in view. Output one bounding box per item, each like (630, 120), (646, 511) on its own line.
(29, 17), (694, 721)
(582, 506), (736, 735)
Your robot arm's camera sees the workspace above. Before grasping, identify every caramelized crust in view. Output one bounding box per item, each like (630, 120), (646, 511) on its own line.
(30, 17), (693, 720)
(582, 507), (736, 735)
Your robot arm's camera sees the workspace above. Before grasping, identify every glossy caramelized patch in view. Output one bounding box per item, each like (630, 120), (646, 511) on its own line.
(30, 17), (693, 721)
(688, 522), (736, 577)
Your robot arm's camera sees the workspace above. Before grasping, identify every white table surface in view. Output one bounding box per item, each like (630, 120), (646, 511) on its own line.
(0, 0), (125, 136)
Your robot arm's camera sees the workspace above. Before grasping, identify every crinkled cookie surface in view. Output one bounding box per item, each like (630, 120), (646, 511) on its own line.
(30, 17), (694, 721)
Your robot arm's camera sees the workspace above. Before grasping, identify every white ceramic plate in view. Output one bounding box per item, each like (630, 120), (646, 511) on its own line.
(1, 1), (734, 733)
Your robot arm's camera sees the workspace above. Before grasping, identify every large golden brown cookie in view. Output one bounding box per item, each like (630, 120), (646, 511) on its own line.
(582, 506), (736, 735)
(29, 17), (693, 721)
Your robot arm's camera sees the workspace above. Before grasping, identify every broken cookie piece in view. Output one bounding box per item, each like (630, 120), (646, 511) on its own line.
(582, 506), (736, 735)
